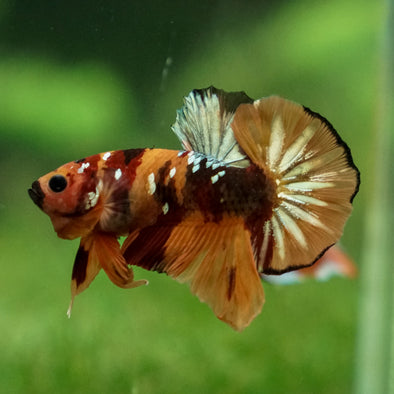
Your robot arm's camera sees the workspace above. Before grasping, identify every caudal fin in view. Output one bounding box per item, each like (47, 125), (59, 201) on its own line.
(231, 96), (360, 274)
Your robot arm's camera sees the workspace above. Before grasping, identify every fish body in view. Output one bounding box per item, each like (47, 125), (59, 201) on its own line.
(28, 87), (360, 330)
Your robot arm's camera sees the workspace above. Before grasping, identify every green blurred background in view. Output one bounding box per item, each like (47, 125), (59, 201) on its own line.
(0, 0), (387, 393)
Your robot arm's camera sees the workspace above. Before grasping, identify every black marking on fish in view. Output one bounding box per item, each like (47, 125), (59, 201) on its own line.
(72, 245), (89, 287)
(227, 266), (237, 300)
(28, 181), (45, 209)
(303, 106), (360, 203)
(123, 148), (146, 166)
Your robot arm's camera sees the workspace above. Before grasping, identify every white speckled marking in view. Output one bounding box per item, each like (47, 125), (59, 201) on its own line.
(192, 164), (200, 173)
(114, 168), (122, 180)
(217, 170), (226, 177)
(177, 151), (185, 157)
(77, 162), (90, 174)
(162, 202), (169, 215)
(85, 187), (100, 210)
(206, 158), (214, 168)
(212, 162), (221, 170)
(169, 167), (176, 178)
(193, 155), (202, 165)
(147, 172), (156, 195)
(211, 174), (219, 184)
(103, 152), (111, 161)
(187, 152), (195, 165)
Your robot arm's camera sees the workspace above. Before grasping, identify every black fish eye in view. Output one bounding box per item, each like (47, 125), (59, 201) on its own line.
(48, 175), (68, 193)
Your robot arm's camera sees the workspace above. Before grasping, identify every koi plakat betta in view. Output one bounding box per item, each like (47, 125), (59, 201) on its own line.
(28, 87), (360, 331)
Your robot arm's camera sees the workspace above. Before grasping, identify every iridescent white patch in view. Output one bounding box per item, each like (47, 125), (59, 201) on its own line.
(212, 162), (221, 170)
(162, 202), (169, 215)
(77, 162), (90, 174)
(206, 158), (214, 168)
(85, 187), (100, 210)
(114, 168), (122, 181)
(103, 152), (111, 161)
(147, 172), (156, 195)
(211, 174), (219, 184)
(187, 152), (195, 165)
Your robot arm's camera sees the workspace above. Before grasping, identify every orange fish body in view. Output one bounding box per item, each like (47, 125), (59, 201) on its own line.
(29, 87), (360, 330)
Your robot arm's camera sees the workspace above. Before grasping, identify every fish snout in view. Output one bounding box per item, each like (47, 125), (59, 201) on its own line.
(28, 180), (45, 209)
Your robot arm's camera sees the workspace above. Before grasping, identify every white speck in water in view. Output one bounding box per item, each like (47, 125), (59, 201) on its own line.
(114, 168), (122, 180)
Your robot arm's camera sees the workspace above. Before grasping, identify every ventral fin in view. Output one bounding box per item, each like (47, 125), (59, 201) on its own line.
(172, 86), (253, 168)
(68, 233), (148, 317)
(92, 232), (148, 290)
(231, 97), (360, 274)
(121, 214), (264, 331)
(68, 235), (101, 317)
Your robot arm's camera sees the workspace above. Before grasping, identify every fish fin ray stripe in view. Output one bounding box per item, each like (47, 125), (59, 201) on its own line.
(231, 96), (360, 273)
(172, 87), (252, 168)
(122, 214), (264, 331)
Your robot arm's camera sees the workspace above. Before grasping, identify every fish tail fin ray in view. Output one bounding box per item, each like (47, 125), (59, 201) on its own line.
(231, 97), (360, 274)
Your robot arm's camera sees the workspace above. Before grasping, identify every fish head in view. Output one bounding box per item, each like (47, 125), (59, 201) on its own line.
(28, 160), (102, 239)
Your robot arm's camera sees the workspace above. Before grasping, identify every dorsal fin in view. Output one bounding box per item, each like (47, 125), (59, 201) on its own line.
(172, 86), (253, 168)
(231, 97), (360, 274)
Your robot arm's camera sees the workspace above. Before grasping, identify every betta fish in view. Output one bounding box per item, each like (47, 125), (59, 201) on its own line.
(28, 87), (360, 331)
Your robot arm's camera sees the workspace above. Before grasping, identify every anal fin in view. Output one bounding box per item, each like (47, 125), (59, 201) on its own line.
(122, 214), (264, 331)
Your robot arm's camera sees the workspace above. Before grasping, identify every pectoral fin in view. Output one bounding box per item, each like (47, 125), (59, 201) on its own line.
(67, 233), (148, 317)
(92, 232), (148, 289)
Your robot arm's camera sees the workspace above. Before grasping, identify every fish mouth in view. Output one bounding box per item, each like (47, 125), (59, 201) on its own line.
(28, 180), (45, 209)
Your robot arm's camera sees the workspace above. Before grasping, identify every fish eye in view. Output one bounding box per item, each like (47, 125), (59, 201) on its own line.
(48, 175), (68, 193)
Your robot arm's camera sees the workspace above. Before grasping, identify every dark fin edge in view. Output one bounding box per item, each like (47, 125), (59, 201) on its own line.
(262, 243), (335, 276)
(303, 106), (360, 203)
